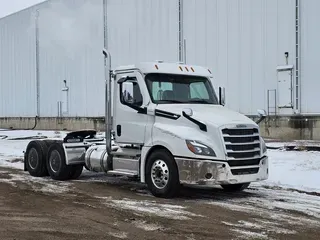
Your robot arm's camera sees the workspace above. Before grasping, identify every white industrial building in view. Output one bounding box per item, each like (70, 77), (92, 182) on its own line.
(0, 0), (319, 137)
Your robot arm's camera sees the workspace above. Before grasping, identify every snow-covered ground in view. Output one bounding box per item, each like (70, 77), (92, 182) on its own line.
(1, 129), (320, 194)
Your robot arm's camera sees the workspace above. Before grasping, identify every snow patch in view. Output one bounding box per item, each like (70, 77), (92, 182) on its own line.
(133, 220), (164, 231)
(108, 232), (127, 239)
(222, 220), (296, 237)
(206, 201), (256, 212)
(231, 228), (268, 239)
(261, 149), (320, 193)
(203, 186), (320, 233)
(99, 197), (201, 220)
(0, 172), (71, 194)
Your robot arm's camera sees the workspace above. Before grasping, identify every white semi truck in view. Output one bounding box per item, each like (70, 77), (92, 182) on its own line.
(24, 49), (268, 198)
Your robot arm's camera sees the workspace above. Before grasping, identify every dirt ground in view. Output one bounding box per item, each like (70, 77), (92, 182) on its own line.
(0, 167), (319, 240)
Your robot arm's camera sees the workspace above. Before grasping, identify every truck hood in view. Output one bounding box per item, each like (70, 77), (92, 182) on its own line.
(156, 104), (257, 128)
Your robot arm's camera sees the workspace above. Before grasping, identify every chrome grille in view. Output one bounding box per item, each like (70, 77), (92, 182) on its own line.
(222, 126), (261, 175)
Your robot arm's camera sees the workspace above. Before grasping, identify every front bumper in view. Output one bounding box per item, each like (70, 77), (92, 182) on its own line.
(175, 156), (269, 186)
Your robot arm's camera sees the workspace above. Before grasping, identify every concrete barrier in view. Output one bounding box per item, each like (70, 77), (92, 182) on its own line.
(2, 115), (320, 140)
(0, 117), (105, 131)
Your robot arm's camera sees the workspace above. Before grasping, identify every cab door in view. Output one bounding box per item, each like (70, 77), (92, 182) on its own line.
(113, 71), (149, 144)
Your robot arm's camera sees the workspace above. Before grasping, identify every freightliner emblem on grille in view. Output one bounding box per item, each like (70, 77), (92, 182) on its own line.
(236, 124), (247, 128)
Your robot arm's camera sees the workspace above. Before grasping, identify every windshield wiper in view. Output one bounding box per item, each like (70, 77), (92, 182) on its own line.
(188, 99), (212, 104)
(158, 100), (184, 103)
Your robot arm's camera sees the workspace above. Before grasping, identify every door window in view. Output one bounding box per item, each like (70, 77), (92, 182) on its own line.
(120, 77), (143, 107)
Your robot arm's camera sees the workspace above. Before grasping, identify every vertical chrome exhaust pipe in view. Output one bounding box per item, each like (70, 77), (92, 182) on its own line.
(103, 48), (112, 154)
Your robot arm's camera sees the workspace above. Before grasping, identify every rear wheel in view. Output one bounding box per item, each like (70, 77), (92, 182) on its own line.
(25, 140), (49, 177)
(69, 165), (83, 180)
(46, 142), (73, 181)
(221, 183), (250, 192)
(145, 149), (180, 198)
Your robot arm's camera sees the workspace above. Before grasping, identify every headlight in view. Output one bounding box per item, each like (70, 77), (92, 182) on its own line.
(261, 137), (267, 153)
(186, 140), (216, 157)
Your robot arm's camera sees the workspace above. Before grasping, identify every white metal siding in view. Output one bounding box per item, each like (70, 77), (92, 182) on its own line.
(37, 0), (105, 117)
(183, 0), (296, 115)
(107, 0), (179, 68)
(300, 0), (320, 114)
(0, 0), (179, 117)
(0, 8), (38, 117)
(2, 0), (319, 117)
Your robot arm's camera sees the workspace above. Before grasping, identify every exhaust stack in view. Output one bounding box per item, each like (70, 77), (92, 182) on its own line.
(103, 48), (112, 154)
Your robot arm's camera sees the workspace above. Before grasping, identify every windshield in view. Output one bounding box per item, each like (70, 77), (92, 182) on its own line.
(145, 73), (219, 104)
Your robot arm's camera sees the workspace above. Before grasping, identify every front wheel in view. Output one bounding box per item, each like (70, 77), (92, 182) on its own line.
(145, 149), (180, 198)
(221, 183), (250, 192)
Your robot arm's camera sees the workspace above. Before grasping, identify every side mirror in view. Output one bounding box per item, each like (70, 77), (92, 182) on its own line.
(219, 87), (226, 106)
(257, 109), (267, 117)
(256, 109), (267, 124)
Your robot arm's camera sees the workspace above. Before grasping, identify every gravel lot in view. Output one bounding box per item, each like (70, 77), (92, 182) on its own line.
(0, 167), (319, 240)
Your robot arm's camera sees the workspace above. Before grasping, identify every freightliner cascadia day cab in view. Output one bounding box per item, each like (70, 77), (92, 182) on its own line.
(23, 49), (268, 198)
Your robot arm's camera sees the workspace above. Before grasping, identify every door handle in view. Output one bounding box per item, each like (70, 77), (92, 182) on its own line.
(117, 125), (121, 136)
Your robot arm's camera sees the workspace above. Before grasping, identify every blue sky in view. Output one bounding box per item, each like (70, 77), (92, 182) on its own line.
(0, 0), (45, 18)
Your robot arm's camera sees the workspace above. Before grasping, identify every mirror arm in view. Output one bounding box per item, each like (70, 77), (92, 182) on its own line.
(218, 87), (225, 106)
(256, 115), (266, 124)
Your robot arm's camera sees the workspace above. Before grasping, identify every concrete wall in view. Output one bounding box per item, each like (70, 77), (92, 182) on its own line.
(252, 115), (320, 140)
(0, 117), (105, 131)
(2, 115), (320, 140)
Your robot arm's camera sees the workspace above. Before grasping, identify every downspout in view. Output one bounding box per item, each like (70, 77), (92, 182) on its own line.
(295, 0), (301, 114)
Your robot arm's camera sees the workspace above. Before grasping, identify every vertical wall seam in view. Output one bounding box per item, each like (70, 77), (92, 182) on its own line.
(35, 9), (40, 117)
(178, 0), (183, 62)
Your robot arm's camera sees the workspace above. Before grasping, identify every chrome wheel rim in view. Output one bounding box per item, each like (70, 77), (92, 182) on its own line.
(28, 148), (39, 170)
(49, 150), (61, 173)
(151, 159), (169, 189)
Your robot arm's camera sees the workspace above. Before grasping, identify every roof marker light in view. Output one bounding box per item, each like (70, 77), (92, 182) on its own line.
(185, 67), (189, 72)
(208, 69), (212, 74)
(155, 64), (159, 70)
(179, 66), (183, 71)
(191, 67), (195, 72)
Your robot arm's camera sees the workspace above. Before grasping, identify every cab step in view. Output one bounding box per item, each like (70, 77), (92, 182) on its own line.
(107, 170), (138, 177)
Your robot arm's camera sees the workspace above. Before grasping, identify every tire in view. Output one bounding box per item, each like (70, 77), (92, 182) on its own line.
(221, 183), (250, 192)
(25, 140), (49, 177)
(44, 140), (60, 147)
(145, 149), (180, 198)
(46, 142), (73, 181)
(69, 165), (83, 180)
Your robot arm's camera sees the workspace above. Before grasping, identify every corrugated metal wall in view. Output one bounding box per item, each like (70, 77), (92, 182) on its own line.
(37, 0), (105, 117)
(107, 0), (179, 68)
(183, 0), (296, 115)
(300, 0), (320, 114)
(0, 7), (39, 117)
(1, 0), (319, 117)
(0, 0), (179, 117)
